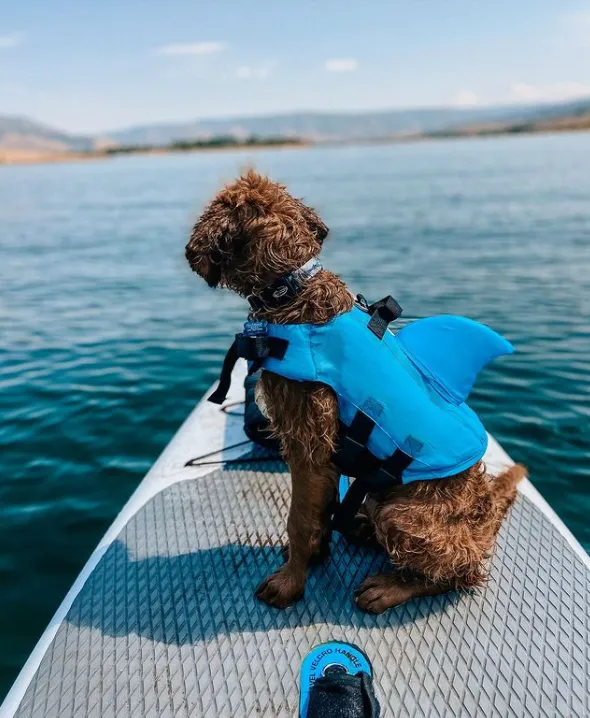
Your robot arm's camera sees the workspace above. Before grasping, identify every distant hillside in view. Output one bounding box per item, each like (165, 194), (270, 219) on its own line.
(2, 96), (590, 164)
(429, 98), (590, 138)
(107, 100), (590, 147)
(0, 116), (95, 153)
(107, 107), (526, 146)
(514, 97), (590, 123)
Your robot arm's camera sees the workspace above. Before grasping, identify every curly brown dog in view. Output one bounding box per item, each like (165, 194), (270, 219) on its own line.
(186, 170), (525, 614)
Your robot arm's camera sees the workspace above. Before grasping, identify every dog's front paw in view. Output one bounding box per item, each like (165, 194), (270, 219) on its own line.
(255, 567), (304, 608)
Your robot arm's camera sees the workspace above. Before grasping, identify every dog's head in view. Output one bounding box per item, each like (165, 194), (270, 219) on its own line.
(185, 170), (328, 296)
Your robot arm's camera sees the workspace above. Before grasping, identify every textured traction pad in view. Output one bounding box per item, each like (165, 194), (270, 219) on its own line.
(15, 463), (590, 717)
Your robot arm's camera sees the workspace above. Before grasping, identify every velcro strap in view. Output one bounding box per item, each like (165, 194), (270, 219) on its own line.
(367, 296), (403, 339)
(235, 334), (288, 361)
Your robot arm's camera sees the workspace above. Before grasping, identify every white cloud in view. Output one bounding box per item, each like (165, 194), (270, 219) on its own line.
(0, 33), (23, 49)
(509, 81), (590, 104)
(325, 58), (358, 72)
(453, 90), (480, 107)
(155, 41), (227, 56)
(236, 65), (271, 80)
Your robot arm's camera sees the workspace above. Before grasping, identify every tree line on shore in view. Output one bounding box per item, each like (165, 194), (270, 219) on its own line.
(105, 135), (303, 155)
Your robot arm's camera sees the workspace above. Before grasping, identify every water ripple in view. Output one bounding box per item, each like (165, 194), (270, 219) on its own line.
(0, 135), (589, 697)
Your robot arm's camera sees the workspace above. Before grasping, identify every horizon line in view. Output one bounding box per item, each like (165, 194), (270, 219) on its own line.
(3, 94), (590, 138)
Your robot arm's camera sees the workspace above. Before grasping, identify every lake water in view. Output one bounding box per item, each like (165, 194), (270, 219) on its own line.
(1, 133), (589, 699)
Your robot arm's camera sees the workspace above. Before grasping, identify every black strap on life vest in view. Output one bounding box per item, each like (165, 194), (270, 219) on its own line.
(208, 338), (239, 405)
(235, 333), (288, 362)
(208, 333), (289, 405)
(332, 409), (413, 535)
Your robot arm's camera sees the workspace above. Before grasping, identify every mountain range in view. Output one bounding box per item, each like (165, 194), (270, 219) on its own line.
(0, 116), (94, 153)
(105, 98), (590, 146)
(1, 97), (590, 154)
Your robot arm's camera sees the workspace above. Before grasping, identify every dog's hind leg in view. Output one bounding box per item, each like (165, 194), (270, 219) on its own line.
(255, 460), (339, 608)
(354, 464), (527, 614)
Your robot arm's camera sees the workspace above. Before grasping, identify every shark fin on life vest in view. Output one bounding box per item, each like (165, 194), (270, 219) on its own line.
(397, 315), (514, 404)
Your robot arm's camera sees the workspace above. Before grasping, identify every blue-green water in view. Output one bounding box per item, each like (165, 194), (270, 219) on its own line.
(1, 134), (589, 698)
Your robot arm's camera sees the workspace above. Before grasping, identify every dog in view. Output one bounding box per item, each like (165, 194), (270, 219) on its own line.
(186, 170), (525, 613)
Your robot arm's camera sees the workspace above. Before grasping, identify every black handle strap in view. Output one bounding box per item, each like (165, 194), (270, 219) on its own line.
(367, 296), (403, 339)
(306, 671), (381, 718)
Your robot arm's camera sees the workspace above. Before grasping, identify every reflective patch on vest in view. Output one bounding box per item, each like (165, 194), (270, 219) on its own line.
(405, 436), (424, 457)
(361, 397), (384, 421)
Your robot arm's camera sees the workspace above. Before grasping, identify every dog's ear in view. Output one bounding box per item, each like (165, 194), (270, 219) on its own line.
(185, 213), (225, 288)
(295, 199), (329, 244)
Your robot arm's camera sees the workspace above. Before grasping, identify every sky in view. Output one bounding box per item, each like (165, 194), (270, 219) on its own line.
(1, 0), (590, 135)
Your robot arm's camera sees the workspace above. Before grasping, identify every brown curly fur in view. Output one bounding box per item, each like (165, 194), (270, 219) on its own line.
(186, 170), (525, 613)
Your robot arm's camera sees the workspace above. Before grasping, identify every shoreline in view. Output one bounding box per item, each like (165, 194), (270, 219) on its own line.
(2, 124), (589, 166)
(0, 140), (308, 167)
(322, 123), (590, 148)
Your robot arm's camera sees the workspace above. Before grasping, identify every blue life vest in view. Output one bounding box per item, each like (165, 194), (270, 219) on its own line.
(243, 304), (513, 483)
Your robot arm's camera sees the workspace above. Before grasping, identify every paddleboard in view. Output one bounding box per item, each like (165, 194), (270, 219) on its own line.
(2, 361), (588, 717)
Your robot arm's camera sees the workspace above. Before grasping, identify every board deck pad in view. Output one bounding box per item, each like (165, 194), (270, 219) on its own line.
(14, 460), (589, 717)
